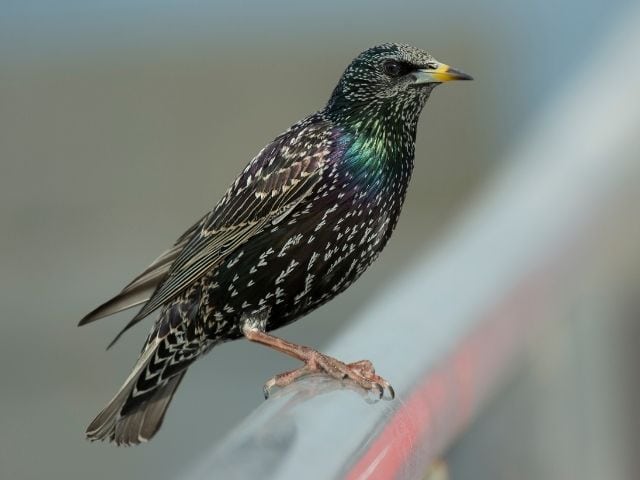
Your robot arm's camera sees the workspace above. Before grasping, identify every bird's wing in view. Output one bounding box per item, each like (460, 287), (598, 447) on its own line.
(78, 215), (207, 326)
(131, 119), (334, 322)
(83, 115), (338, 341)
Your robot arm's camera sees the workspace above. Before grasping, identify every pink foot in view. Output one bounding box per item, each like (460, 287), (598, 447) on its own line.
(263, 350), (394, 399)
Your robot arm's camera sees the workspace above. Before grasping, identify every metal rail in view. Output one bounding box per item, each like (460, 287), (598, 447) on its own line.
(183, 8), (640, 480)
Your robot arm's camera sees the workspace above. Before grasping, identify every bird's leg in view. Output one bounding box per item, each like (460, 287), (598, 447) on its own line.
(241, 315), (394, 399)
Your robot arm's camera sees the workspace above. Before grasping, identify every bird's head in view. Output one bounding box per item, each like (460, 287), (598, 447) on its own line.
(326, 43), (472, 123)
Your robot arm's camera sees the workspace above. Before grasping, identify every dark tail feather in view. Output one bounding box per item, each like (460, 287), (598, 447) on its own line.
(86, 369), (186, 446)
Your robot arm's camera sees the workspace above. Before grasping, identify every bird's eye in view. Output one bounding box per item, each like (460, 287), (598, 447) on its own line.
(426, 62), (439, 70)
(383, 60), (403, 77)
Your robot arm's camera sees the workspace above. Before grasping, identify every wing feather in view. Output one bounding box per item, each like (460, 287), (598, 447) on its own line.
(129, 120), (333, 322)
(81, 115), (338, 341)
(78, 216), (206, 326)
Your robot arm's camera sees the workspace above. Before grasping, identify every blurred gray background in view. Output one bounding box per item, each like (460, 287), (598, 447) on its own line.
(1, 0), (637, 479)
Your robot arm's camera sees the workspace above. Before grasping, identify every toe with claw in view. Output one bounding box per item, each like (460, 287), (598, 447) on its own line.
(263, 352), (394, 399)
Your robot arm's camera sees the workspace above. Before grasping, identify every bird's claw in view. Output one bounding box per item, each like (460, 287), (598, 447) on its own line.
(346, 359), (395, 399)
(262, 354), (395, 400)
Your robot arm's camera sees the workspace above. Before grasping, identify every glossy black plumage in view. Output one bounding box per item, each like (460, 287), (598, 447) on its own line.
(80, 43), (471, 445)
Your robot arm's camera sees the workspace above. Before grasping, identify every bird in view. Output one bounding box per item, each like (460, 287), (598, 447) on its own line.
(79, 43), (472, 445)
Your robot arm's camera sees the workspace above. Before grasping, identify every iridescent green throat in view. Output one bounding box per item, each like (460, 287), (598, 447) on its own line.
(327, 102), (420, 179)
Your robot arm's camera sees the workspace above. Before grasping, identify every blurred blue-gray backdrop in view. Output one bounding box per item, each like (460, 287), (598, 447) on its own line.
(0, 0), (634, 479)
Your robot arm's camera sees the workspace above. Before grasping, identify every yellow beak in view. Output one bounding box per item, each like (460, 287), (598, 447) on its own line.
(413, 62), (473, 84)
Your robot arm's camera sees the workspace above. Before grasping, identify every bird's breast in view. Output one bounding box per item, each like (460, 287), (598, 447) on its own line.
(199, 150), (412, 338)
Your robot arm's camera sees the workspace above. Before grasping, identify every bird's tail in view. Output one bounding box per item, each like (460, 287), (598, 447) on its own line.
(85, 341), (187, 446)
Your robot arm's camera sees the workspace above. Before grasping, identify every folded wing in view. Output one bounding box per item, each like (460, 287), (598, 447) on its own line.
(79, 116), (337, 344)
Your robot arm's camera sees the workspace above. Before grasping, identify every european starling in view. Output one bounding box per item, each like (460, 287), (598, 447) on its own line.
(80, 43), (472, 445)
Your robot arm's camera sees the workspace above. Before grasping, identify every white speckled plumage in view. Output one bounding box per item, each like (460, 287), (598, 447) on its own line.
(80, 43), (471, 445)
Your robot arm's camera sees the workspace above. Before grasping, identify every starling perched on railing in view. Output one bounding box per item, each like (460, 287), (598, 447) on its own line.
(80, 43), (472, 445)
